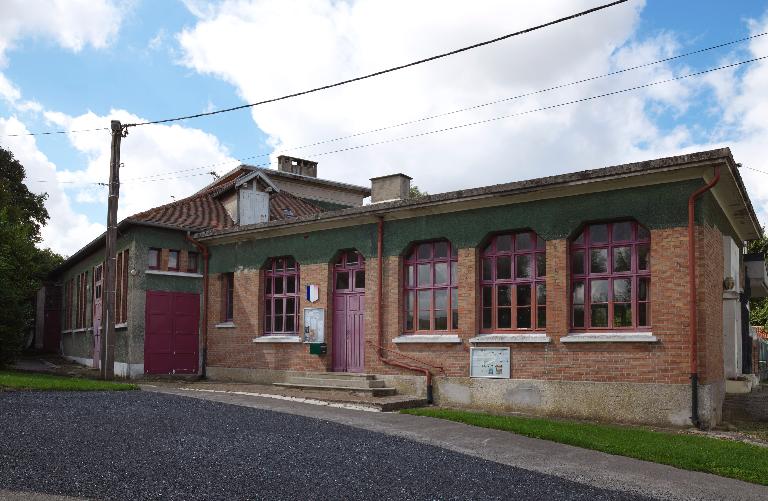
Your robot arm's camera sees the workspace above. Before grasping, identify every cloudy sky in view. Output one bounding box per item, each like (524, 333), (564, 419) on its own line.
(1, 0), (767, 256)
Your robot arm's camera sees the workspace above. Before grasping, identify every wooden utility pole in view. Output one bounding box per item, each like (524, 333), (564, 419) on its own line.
(101, 120), (124, 379)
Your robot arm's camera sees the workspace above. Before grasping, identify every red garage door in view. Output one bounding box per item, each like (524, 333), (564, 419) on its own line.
(145, 291), (200, 375)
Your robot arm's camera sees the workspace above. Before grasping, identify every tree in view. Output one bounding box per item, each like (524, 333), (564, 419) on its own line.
(409, 185), (428, 199)
(0, 147), (63, 366)
(748, 230), (768, 329)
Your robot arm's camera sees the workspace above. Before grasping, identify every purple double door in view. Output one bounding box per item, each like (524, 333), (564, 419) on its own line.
(144, 290), (200, 375)
(332, 251), (366, 373)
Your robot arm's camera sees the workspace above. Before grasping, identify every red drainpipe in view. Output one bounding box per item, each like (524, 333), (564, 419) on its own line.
(375, 216), (434, 403)
(186, 233), (210, 378)
(687, 165), (721, 428)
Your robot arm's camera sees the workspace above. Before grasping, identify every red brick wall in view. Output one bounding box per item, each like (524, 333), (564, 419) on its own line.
(696, 225), (724, 383)
(206, 224), (726, 385)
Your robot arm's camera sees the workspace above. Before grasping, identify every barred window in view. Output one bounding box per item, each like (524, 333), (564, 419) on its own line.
(222, 272), (234, 322)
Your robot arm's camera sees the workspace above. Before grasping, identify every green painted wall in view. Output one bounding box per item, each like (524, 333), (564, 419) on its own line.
(125, 226), (203, 365)
(210, 179), (739, 270)
(210, 223), (377, 272)
(57, 225), (204, 366)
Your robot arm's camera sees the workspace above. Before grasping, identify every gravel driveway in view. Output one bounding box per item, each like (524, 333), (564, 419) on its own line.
(0, 391), (653, 501)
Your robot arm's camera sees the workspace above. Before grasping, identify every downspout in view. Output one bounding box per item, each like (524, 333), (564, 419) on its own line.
(375, 216), (434, 404)
(687, 165), (721, 428)
(186, 233), (210, 379)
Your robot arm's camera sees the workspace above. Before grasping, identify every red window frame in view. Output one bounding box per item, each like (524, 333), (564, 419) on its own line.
(222, 272), (234, 322)
(334, 250), (365, 292)
(404, 241), (458, 333)
(480, 231), (546, 332)
(187, 251), (199, 273)
(148, 248), (160, 270)
(264, 257), (299, 335)
(570, 221), (651, 330)
(167, 249), (180, 272)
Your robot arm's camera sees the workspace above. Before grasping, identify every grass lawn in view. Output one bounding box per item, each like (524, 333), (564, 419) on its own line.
(401, 408), (768, 486)
(0, 370), (139, 391)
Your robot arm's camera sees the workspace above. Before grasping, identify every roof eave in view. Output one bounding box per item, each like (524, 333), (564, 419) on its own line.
(196, 148), (760, 242)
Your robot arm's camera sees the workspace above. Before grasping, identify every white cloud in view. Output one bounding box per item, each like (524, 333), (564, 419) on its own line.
(0, 117), (104, 256)
(0, 0), (128, 66)
(44, 109), (237, 221)
(175, 1), (702, 191)
(177, 0), (767, 230)
(0, 106), (236, 256)
(708, 13), (768, 229)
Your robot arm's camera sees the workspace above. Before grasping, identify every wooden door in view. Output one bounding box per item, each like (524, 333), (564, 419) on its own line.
(144, 290), (200, 374)
(332, 251), (365, 373)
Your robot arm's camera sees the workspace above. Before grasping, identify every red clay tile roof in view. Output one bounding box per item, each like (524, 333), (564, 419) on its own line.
(756, 326), (768, 341)
(127, 168), (322, 231)
(269, 191), (322, 221)
(128, 193), (235, 231)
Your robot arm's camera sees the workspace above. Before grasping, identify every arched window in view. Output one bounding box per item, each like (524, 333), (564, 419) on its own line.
(570, 221), (650, 330)
(480, 231), (546, 331)
(404, 241), (458, 333)
(264, 256), (300, 335)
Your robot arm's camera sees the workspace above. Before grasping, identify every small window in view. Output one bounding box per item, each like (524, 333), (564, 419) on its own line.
(168, 250), (180, 271)
(187, 252), (199, 273)
(222, 273), (234, 322)
(148, 248), (160, 270)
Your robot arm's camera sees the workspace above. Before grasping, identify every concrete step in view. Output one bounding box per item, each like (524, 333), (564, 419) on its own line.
(286, 377), (386, 389)
(273, 382), (397, 397)
(308, 372), (377, 380)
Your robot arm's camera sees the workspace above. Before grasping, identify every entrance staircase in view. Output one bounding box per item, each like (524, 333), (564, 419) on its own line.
(273, 372), (427, 411)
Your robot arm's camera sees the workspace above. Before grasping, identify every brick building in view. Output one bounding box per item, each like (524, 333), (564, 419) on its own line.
(43, 148), (765, 428)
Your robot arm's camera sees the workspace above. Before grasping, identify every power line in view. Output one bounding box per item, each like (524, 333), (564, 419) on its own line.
(742, 165), (768, 176)
(29, 55), (768, 188)
(2, 125), (110, 138)
(122, 1), (629, 129)
(122, 54), (768, 185)
(121, 30), (768, 183)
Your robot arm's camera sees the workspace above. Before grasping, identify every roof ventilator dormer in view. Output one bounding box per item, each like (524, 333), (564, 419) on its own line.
(234, 171), (279, 225)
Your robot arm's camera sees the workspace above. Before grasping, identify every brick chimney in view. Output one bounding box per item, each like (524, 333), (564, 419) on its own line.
(277, 155), (317, 178)
(370, 173), (412, 203)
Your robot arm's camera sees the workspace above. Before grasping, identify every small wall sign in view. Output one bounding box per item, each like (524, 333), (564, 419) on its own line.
(470, 347), (510, 379)
(303, 307), (325, 343)
(306, 284), (319, 303)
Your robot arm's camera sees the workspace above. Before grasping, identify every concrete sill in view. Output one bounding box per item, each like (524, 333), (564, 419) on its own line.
(470, 333), (551, 343)
(561, 332), (657, 343)
(252, 335), (301, 343)
(215, 322), (236, 329)
(115, 323), (127, 329)
(393, 334), (462, 344)
(145, 270), (203, 278)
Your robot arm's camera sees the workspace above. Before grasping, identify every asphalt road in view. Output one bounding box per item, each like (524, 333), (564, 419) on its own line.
(0, 391), (654, 501)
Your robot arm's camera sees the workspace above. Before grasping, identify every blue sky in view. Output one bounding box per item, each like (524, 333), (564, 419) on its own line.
(0, 0), (767, 254)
